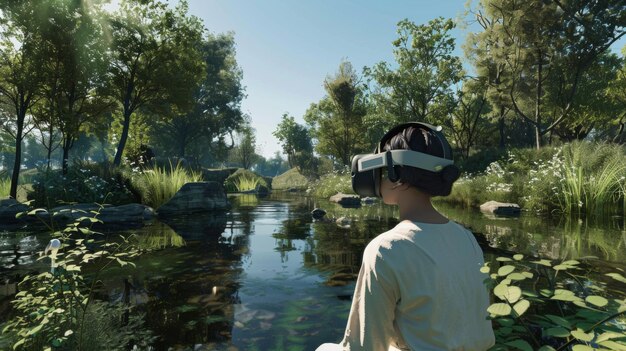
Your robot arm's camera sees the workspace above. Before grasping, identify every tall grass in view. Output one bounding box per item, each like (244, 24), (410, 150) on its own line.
(0, 176), (10, 198)
(309, 170), (354, 198)
(135, 162), (202, 209)
(233, 173), (261, 192)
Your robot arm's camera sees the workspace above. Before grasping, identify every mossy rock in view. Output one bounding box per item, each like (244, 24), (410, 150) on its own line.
(272, 168), (310, 191)
(224, 169), (268, 193)
(202, 168), (237, 183)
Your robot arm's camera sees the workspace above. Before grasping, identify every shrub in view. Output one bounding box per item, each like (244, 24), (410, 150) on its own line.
(272, 168), (310, 191)
(27, 161), (139, 208)
(132, 162), (202, 209)
(224, 169), (268, 193)
(484, 254), (626, 350)
(309, 170), (354, 199)
(2, 208), (155, 350)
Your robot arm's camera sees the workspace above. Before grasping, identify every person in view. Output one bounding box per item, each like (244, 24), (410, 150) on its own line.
(317, 122), (495, 351)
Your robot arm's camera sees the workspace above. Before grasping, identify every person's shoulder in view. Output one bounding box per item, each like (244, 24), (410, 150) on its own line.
(363, 225), (413, 259)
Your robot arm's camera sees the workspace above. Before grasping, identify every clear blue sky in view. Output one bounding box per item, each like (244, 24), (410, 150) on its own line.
(177, 0), (625, 159)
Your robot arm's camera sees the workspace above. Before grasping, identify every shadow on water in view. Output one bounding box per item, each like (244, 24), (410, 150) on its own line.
(1, 193), (625, 350)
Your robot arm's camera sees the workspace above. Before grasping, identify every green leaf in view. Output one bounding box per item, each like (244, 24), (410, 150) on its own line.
(585, 295), (608, 307)
(552, 289), (582, 302)
(497, 257), (513, 262)
(64, 330), (73, 337)
(571, 345), (595, 351)
(599, 340), (626, 350)
(545, 314), (572, 328)
(65, 265), (81, 272)
(498, 265), (515, 276)
(12, 338), (25, 350)
(496, 318), (515, 327)
(538, 346), (556, 351)
(505, 286), (522, 303)
(494, 284), (509, 300)
(553, 264), (570, 271)
(504, 339), (533, 351)
(480, 265), (490, 274)
(513, 254), (524, 261)
(561, 260), (580, 266)
(521, 272), (534, 279)
(571, 328), (594, 342)
(606, 273), (626, 284)
(544, 327), (570, 337)
(508, 273), (527, 281)
(487, 303), (512, 316)
(27, 324), (43, 335)
(513, 300), (530, 317)
(532, 259), (552, 267)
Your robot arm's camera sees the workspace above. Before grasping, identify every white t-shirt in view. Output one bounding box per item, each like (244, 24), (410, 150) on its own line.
(318, 220), (495, 351)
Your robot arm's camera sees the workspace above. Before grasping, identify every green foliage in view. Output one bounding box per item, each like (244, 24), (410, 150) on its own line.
(304, 61), (369, 166)
(132, 162), (202, 209)
(224, 168), (267, 193)
(27, 161), (139, 208)
(2, 209), (155, 350)
(483, 254), (626, 350)
(273, 114), (316, 175)
(309, 170), (354, 199)
(272, 168), (310, 191)
(364, 17), (463, 126)
(0, 174), (9, 197)
(444, 142), (626, 216)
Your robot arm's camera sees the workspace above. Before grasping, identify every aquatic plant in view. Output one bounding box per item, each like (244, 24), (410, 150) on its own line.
(224, 168), (268, 193)
(134, 161), (202, 209)
(484, 254), (626, 350)
(2, 208), (155, 350)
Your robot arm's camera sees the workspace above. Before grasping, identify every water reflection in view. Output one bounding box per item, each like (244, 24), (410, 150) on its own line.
(1, 194), (625, 350)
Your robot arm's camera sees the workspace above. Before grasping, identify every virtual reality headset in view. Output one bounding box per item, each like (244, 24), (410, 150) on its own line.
(351, 122), (454, 198)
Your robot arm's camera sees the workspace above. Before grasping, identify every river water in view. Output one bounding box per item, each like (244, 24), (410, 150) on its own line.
(1, 193), (624, 350)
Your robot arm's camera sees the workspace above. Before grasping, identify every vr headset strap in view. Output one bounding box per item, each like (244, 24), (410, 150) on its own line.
(358, 150), (453, 173)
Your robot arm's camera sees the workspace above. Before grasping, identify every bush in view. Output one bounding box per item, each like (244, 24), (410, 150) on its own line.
(132, 162), (202, 209)
(27, 161), (139, 208)
(223, 169), (268, 193)
(272, 168), (310, 191)
(2, 209), (155, 350)
(309, 170), (354, 199)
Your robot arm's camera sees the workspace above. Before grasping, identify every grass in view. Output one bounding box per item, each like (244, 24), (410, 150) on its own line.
(134, 162), (202, 209)
(224, 168), (268, 193)
(0, 176), (10, 198)
(442, 141), (626, 217)
(233, 173), (261, 192)
(309, 170), (354, 199)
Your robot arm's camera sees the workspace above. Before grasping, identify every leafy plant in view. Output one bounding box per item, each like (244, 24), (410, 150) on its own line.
(0, 175), (10, 198)
(2, 208), (155, 350)
(224, 168), (268, 193)
(308, 169), (354, 199)
(133, 161), (202, 209)
(483, 254), (626, 350)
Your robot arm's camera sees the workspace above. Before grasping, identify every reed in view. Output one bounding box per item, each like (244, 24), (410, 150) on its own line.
(136, 162), (202, 209)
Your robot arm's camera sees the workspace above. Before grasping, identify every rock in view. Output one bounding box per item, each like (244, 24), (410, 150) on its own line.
(0, 198), (30, 224)
(480, 201), (521, 216)
(50, 203), (152, 224)
(157, 182), (230, 217)
(311, 208), (326, 220)
(361, 197), (377, 204)
(329, 193), (361, 208)
(336, 216), (352, 228)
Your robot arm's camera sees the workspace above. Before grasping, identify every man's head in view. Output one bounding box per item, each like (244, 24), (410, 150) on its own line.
(379, 124), (460, 197)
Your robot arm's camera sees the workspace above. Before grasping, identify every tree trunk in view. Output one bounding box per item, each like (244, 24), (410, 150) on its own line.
(534, 50), (543, 149)
(498, 107), (506, 149)
(62, 137), (72, 175)
(9, 117), (24, 199)
(113, 109), (132, 166)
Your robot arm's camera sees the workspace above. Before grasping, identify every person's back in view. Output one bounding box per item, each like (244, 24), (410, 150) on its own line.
(317, 122), (495, 351)
(357, 220), (494, 350)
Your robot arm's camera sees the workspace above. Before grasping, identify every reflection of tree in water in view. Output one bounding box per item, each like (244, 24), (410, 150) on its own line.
(272, 209), (312, 262)
(113, 211), (253, 350)
(305, 216), (398, 286)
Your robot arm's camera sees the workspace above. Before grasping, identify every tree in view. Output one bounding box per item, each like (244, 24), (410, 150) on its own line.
(232, 121), (258, 169)
(0, 1), (48, 198)
(107, 0), (205, 166)
(364, 18), (463, 126)
(304, 61), (369, 166)
(273, 114), (315, 173)
(473, 0), (626, 148)
(607, 47), (626, 143)
(148, 33), (245, 162)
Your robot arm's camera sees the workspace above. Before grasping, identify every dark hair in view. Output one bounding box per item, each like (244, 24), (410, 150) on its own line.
(381, 126), (460, 196)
